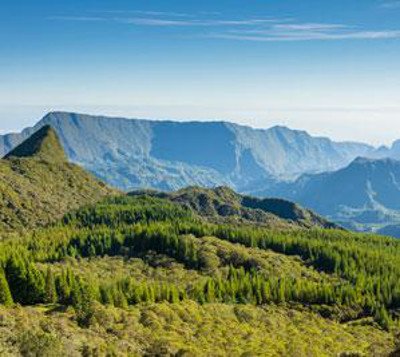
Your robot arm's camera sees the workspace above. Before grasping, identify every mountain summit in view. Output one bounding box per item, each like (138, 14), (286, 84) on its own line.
(5, 125), (67, 162)
(0, 126), (115, 231)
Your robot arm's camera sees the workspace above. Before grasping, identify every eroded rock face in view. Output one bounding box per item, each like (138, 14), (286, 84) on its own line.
(0, 111), (374, 191)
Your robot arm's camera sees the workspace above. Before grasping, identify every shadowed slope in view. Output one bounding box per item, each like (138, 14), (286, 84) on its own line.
(4, 125), (67, 162)
(0, 126), (116, 231)
(130, 186), (338, 229)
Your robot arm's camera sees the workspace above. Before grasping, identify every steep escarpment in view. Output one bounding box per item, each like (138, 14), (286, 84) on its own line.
(0, 112), (374, 191)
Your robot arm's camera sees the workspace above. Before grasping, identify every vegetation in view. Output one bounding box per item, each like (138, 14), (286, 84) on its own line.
(0, 194), (400, 355)
(1, 127), (400, 356)
(0, 126), (115, 231)
(130, 185), (338, 229)
(0, 302), (395, 356)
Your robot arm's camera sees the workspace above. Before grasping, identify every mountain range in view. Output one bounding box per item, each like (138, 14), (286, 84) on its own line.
(259, 157), (400, 234)
(2, 111), (400, 236)
(0, 111), (374, 192)
(0, 124), (334, 232)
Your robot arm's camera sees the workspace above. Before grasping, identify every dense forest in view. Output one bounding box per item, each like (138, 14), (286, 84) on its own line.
(1, 194), (400, 355)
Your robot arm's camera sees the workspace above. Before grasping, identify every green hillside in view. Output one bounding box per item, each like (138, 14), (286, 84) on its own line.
(0, 126), (115, 231)
(0, 194), (399, 355)
(130, 186), (338, 229)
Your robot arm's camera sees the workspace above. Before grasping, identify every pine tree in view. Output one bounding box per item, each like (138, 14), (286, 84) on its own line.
(44, 267), (58, 304)
(56, 269), (73, 305)
(71, 278), (95, 328)
(0, 270), (13, 306)
(5, 255), (27, 303)
(375, 305), (392, 330)
(25, 264), (45, 304)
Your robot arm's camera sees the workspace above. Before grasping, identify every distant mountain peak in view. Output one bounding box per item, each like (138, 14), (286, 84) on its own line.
(4, 125), (67, 162)
(0, 112), (378, 190)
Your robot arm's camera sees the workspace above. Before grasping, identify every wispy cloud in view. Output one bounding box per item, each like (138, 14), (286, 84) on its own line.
(49, 11), (400, 42)
(50, 14), (280, 27)
(93, 10), (193, 17)
(49, 16), (105, 22)
(214, 30), (400, 42)
(380, 1), (400, 9)
(216, 23), (400, 41)
(118, 17), (278, 27)
(272, 23), (347, 31)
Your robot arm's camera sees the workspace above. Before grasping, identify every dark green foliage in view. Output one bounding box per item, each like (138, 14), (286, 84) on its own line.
(44, 267), (58, 304)
(5, 255), (45, 305)
(0, 269), (13, 306)
(375, 305), (392, 330)
(64, 195), (193, 228)
(0, 194), (398, 331)
(71, 278), (96, 328)
(130, 186), (337, 229)
(55, 268), (75, 305)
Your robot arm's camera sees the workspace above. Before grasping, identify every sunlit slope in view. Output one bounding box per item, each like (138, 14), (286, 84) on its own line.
(0, 194), (399, 355)
(0, 125), (115, 231)
(131, 186), (338, 229)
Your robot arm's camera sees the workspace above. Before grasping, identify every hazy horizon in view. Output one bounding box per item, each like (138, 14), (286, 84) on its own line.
(1, 0), (400, 145)
(0, 105), (398, 147)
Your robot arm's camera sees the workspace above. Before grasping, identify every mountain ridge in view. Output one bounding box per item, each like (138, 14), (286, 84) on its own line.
(130, 185), (338, 229)
(261, 155), (400, 233)
(0, 111), (376, 191)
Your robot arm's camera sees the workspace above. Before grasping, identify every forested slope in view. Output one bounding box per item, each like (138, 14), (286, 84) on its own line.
(131, 186), (338, 229)
(0, 194), (399, 355)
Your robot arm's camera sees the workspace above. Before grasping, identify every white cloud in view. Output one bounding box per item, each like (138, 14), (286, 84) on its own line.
(49, 12), (400, 42)
(117, 17), (278, 27)
(49, 16), (105, 22)
(215, 29), (400, 42)
(380, 1), (400, 8)
(214, 22), (400, 42)
(118, 18), (195, 26)
(94, 10), (193, 17)
(273, 23), (347, 31)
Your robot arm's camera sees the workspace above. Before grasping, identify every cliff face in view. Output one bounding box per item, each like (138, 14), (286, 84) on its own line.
(0, 112), (374, 191)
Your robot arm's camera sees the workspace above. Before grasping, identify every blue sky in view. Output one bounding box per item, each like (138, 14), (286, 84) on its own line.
(1, 0), (400, 145)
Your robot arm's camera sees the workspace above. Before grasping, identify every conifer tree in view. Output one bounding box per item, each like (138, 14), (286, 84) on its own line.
(71, 278), (95, 328)
(0, 270), (13, 306)
(44, 267), (58, 304)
